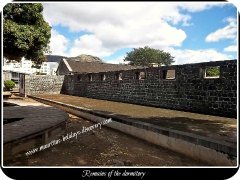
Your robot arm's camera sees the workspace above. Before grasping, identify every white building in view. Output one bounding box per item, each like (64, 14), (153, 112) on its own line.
(3, 58), (37, 74)
(3, 58), (35, 88)
(39, 62), (59, 75)
(20, 58), (34, 74)
(3, 57), (59, 75)
(3, 60), (21, 70)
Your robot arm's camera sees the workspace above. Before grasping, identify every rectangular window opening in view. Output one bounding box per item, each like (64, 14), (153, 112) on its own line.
(100, 74), (106, 81)
(135, 71), (146, 80)
(77, 75), (82, 81)
(162, 69), (175, 80)
(135, 72), (140, 80)
(139, 71), (146, 80)
(115, 72), (123, 80)
(204, 66), (220, 79)
(88, 74), (92, 81)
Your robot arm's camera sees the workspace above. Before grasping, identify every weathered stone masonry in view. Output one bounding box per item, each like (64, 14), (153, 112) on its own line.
(61, 60), (237, 118)
(20, 75), (65, 95)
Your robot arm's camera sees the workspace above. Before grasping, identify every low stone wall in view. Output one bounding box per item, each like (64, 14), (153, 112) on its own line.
(21, 75), (64, 96)
(62, 60), (237, 118)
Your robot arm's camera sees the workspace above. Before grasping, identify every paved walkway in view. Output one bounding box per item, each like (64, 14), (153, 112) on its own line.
(3, 96), (68, 144)
(35, 94), (237, 144)
(4, 95), (49, 106)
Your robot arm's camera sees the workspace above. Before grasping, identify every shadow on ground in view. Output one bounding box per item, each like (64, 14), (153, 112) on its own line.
(94, 109), (237, 144)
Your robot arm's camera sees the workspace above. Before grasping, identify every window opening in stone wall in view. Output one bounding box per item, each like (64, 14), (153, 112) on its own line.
(77, 75), (82, 81)
(115, 72), (123, 80)
(204, 66), (220, 79)
(162, 69), (175, 80)
(88, 74), (92, 81)
(135, 72), (140, 80)
(139, 71), (146, 80)
(135, 71), (146, 80)
(100, 74), (106, 81)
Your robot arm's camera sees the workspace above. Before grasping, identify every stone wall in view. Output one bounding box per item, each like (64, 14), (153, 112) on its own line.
(22, 75), (64, 95)
(62, 60), (237, 118)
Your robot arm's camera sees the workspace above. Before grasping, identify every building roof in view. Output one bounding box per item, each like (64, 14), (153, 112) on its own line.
(65, 60), (144, 74)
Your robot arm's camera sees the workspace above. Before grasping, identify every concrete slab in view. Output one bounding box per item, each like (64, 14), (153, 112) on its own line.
(3, 106), (68, 144)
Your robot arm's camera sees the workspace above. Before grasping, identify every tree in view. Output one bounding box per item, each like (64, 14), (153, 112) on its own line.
(205, 66), (220, 77)
(124, 46), (174, 66)
(3, 3), (51, 64)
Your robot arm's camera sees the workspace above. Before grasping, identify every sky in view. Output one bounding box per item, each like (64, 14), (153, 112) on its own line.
(42, 2), (238, 65)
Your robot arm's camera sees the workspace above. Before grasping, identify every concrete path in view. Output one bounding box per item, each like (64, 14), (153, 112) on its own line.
(4, 96), (49, 106)
(3, 96), (68, 144)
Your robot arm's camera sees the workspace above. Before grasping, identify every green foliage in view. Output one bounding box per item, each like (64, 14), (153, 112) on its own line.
(3, 3), (51, 64)
(124, 46), (174, 66)
(205, 66), (220, 77)
(4, 80), (16, 91)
